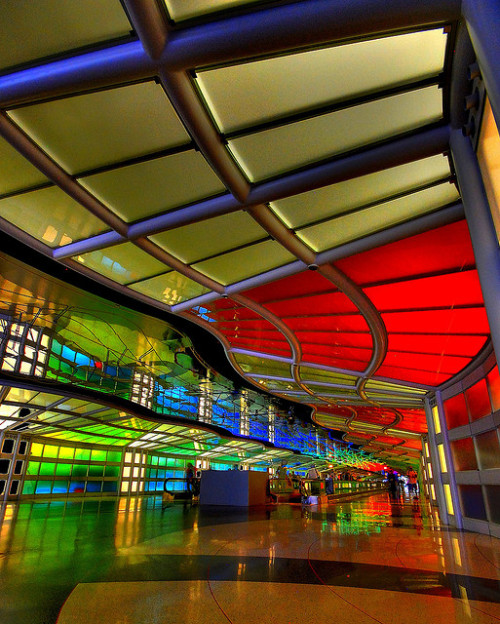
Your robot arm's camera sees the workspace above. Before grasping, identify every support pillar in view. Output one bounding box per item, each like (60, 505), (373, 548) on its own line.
(449, 129), (500, 362)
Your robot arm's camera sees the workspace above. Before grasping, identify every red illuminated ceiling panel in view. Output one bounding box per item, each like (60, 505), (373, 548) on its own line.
(382, 307), (489, 335)
(335, 220), (475, 285)
(243, 271), (334, 303)
(365, 270), (484, 310)
(387, 334), (487, 356)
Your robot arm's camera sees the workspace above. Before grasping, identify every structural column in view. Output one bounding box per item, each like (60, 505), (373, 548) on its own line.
(449, 129), (500, 362)
(463, 0), (500, 129)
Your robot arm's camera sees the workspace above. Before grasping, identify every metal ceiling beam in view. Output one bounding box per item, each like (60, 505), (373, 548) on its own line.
(0, 41), (154, 108)
(122, 0), (171, 60)
(158, 68), (250, 201)
(161, 0), (461, 69)
(249, 125), (450, 205)
(0, 112), (128, 236)
(315, 201), (464, 265)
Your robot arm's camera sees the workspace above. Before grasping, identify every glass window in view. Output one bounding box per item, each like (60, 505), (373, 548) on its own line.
(465, 379), (491, 422)
(2, 439), (14, 454)
(476, 97), (500, 244)
(475, 429), (500, 470)
(443, 393), (468, 429)
(457, 484), (487, 520)
(450, 437), (478, 472)
(484, 485), (500, 524)
(487, 367), (500, 412)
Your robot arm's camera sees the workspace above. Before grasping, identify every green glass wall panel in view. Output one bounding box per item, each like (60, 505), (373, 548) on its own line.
(107, 450), (122, 463)
(88, 465), (104, 477)
(74, 448), (91, 461)
(55, 464), (72, 476)
(39, 462), (56, 476)
(26, 461), (40, 476)
(91, 449), (107, 461)
(22, 480), (37, 495)
(104, 465), (120, 477)
(72, 465), (88, 477)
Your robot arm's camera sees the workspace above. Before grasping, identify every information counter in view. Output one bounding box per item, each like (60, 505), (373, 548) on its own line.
(199, 470), (268, 506)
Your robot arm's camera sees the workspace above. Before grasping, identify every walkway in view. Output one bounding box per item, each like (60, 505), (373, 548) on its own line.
(1, 492), (499, 623)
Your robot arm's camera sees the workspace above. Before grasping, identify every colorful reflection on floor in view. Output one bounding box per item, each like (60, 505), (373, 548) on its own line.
(1, 492), (500, 623)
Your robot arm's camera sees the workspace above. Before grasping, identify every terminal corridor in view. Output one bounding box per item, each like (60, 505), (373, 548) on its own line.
(2, 492), (500, 624)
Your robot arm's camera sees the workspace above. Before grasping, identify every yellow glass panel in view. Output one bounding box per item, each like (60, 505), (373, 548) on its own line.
(425, 441), (430, 457)
(80, 151), (226, 222)
(74, 242), (167, 285)
(0, 0), (131, 71)
(150, 211), (267, 263)
(271, 154), (450, 228)
(444, 483), (454, 516)
(197, 30), (446, 133)
(9, 82), (190, 174)
(477, 97), (500, 244)
(0, 137), (48, 195)
(299, 367), (357, 385)
(432, 405), (441, 434)
(430, 483), (436, 500)
(193, 240), (295, 285)
(0, 186), (108, 246)
(438, 444), (447, 472)
(129, 271), (210, 305)
(234, 354), (292, 376)
(297, 182), (458, 252)
(228, 86), (442, 182)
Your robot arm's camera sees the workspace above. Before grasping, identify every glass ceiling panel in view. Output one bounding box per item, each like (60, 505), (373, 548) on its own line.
(73, 242), (167, 285)
(150, 211), (267, 263)
(79, 150), (226, 222)
(197, 29), (446, 134)
(0, 137), (48, 195)
(192, 240), (296, 285)
(163, 0), (262, 21)
(8, 82), (191, 174)
(129, 271), (211, 306)
(0, 186), (108, 247)
(297, 181), (459, 252)
(270, 154), (450, 229)
(299, 367), (358, 385)
(0, 0), (131, 71)
(228, 86), (442, 182)
(234, 354), (292, 377)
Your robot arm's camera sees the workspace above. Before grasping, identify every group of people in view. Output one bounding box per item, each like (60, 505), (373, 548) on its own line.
(386, 467), (419, 500)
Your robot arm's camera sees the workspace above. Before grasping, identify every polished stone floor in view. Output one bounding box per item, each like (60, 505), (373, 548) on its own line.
(1, 492), (500, 623)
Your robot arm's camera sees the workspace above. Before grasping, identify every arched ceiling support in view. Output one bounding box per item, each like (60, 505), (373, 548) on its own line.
(449, 22), (476, 130)
(0, 112), (128, 236)
(319, 264), (388, 379)
(122, 0), (171, 60)
(161, 0), (461, 69)
(246, 203), (388, 399)
(158, 68), (250, 201)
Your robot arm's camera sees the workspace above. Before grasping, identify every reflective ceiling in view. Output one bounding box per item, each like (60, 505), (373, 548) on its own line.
(0, 0), (488, 457)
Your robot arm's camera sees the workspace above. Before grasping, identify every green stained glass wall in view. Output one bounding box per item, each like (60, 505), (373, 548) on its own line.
(22, 440), (122, 497)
